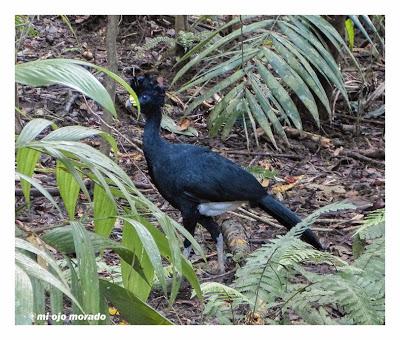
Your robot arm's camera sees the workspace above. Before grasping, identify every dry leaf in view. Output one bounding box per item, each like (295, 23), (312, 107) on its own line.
(178, 117), (191, 131)
(309, 183), (346, 195)
(261, 178), (270, 187)
(333, 147), (343, 157)
(118, 151), (143, 161)
(272, 175), (304, 194)
(26, 234), (48, 269)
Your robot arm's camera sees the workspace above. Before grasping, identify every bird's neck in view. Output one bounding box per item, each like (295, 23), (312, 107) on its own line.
(143, 106), (165, 156)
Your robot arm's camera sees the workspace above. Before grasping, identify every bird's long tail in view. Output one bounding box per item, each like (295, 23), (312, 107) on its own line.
(258, 195), (324, 250)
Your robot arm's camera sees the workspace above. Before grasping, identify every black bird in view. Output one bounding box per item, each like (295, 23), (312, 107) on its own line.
(127, 75), (323, 273)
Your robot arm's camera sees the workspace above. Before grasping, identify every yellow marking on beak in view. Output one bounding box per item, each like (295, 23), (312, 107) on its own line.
(129, 95), (138, 107)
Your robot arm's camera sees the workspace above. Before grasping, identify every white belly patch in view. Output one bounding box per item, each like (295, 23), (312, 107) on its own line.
(197, 201), (246, 216)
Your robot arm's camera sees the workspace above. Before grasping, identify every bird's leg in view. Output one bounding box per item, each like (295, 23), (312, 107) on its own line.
(199, 216), (225, 274)
(182, 246), (192, 258)
(183, 240), (193, 259)
(216, 233), (225, 274)
(182, 216), (197, 260)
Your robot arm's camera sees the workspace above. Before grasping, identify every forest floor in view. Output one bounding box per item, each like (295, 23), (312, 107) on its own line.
(15, 16), (385, 324)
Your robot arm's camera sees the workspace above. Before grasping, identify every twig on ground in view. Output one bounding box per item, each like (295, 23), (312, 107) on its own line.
(236, 207), (283, 229)
(64, 91), (79, 114)
(201, 268), (237, 282)
(338, 150), (385, 167)
(223, 149), (303, 160)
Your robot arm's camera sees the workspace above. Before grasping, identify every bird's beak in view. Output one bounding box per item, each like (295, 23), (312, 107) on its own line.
(125, 95), (142, 120)
(125, 95), (137, 111)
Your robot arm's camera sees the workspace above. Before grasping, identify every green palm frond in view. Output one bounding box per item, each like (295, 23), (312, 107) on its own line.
(174, 15), (359, 146)
(348, 15), (384, 55)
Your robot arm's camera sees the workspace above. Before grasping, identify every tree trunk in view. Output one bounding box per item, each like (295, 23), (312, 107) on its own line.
(175, 15), (189, 32)
(174, 15), (189, 58)
(101, 15), (119, 155)
(15, 84), (23, 134)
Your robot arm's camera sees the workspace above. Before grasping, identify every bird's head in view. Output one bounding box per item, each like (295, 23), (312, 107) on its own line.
(126, 74), (165, 115)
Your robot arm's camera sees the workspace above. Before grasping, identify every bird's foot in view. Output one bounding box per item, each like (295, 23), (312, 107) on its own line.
(216, 233), (225, 274)
(183, 245), (193, 259)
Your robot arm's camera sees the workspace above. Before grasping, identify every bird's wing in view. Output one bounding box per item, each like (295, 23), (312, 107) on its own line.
(179, 148), (266, 203)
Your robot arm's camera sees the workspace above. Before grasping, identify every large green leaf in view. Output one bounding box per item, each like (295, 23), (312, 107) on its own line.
(173, 18), (274, 84)
(15, 118), (54, 147)
(179, 49), (257, 93)
(68, 59), (140, 115)
(345, 18), (355, 50)
(245, 88), (277, 148)
(121, 217), (168, 297)
(16, 172), (62, 215)
(43, 125), (118, 154)
(186, 68), (247, 113)
(15, 250), (83, 311)
(27, 139), (133, 210)
(248, 75), (288, 143)
(135, 215), (202, 301)
(121, 219), (154, 301)
(208, 83), (245, 133)
(46, 147), (92, 202)
(256, 59), (302, 130)
(15, 59), (117, 116)
(56, 160), (80, 219)
(262, 47), (320, 126)
(176, 16), (242, 65)
(15, 265), (34, 325)
(67, 257), (86, 325)
(93, 184), (117, 238)
(16, 118), (55, 206)
(15, 238), (69, 286)
(271, 35), (331, 114)
(71, 221), (100, 322)
(99, 279), (173, 325)
(31, 278), (46, 325)
(42, 225), (149, 284)
(16, 148), (41, 206)
(277, 22), (349, 106)
(154, 213), (183, 303)
(49, 286), (64, 325)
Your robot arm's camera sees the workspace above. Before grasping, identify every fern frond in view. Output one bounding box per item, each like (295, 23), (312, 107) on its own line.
(353, 238), (385, 298)
(196, 204), (384, 325)
(235, 201), (354, 310)
(317, 273), (383, 325)
(280, 242), (347, 267)
(195, 282), (250, 302)
(142, 36), (176, 51)
(301, 200), (356, 227)
(193, 282), (250, 324)
(353, 208), (385, 240)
